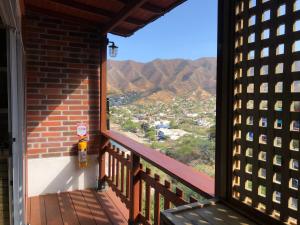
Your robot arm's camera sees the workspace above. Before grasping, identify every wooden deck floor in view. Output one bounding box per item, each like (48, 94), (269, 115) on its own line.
(27, 188), (129, 225)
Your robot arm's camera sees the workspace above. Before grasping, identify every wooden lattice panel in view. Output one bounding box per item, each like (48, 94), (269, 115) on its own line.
(232, 1), (300, 224)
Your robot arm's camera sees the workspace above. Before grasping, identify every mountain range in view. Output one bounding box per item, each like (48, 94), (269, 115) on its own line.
(107, 57), (216, 102)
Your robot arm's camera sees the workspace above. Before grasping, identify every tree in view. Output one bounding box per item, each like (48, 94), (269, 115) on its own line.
(166, 135), (215, 166)
(141, 122), (150, 133)
(169, 119), (178, 129)
(145, 127), (156, 141)
(122, 119), (139, 133)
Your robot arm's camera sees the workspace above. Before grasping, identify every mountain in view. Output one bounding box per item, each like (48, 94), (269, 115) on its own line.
(107, 57), (216, 102)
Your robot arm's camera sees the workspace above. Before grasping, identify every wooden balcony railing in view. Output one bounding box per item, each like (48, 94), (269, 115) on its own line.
(99, 130), (214, 225)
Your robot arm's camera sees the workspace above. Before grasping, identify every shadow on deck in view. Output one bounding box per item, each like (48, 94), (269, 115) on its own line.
(27, 188), (129, 225)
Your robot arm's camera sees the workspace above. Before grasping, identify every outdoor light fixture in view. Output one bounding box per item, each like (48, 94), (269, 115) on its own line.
(108, 41), (118, 57)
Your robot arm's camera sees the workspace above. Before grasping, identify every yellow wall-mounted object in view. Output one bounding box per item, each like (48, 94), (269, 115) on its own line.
(78, 138), (88, 168)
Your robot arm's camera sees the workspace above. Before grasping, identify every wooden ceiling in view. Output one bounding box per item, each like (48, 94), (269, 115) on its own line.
(23, 0), (186, 37)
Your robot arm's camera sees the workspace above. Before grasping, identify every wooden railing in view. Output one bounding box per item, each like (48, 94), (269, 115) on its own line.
(99, 130), (214, 225)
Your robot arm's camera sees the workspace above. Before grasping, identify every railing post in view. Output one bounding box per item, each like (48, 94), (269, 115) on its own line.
(128, 152), (141, 225)
(98, 135), (108, 191)
(99, 35), (108, 191)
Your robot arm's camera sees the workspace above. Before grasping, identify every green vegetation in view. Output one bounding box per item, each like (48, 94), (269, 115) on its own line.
(145, 127), (156, 141)
(122, 119), (139, 133)
(110, 96), (216, 177)
(165, 135), (215, 166)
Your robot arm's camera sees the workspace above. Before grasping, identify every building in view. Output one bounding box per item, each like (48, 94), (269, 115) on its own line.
(0, 1), (299, 225)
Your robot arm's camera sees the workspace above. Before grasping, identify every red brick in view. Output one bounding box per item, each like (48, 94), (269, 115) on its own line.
(48, 105), (68, 110)
(27, 133), (40, 138)
(41, 142), (61, 148)
(42, 153), (62, 158)
(69, 106), (85, 110)
(48, 116), (68, 121)
(62, 100), (82, 105)
(69, 95), (87, 100)
(69, 116), (87, 121)
(47, 84), (66, 88)
(63, 111), (82, 115)
(27, 127), (47, 132)
(63, 142), (76, 147)
(27, 138), (47, 143)
(68, 136), (79, 141)
(27, 116), (46, 121)
(27, 100), (40, 105)
(28, 148), (47, 154)
(27, 111), (40, 116)
(41, 111), (61, 116)
(48, 147), (67, 153)
(47, 95), (66, 99)
(40, 121), (61, 126)
(48, 126), (68, 131)
(41, 100), (62, 105)
(25, 10), (101, 158)
(48, 137), (67, 142)
(42, 132), (61, 137)
(63, 121), (78, 126)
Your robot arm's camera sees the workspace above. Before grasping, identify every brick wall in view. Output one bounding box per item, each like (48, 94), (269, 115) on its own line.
(23, 11), (102, 158)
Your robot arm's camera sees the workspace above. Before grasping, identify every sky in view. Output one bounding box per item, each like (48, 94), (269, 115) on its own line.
(108, 0), (218, 63)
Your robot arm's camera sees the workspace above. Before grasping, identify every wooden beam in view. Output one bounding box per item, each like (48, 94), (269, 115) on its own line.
(99, 35), (108, 190)
(110, 27), (134, 37)
(100, 0), (148, 35)
(142, 2), (165, 14)
(215, 0), (232, 200)
(25, 0), (106, 25)
(51, 0), (146, 26)
(51, 0), (114, 18)
(116, 0), (165, 14)
(128, 153), (141, 225)
(100, 36), (108, 133)
(19, 0), (25, 15)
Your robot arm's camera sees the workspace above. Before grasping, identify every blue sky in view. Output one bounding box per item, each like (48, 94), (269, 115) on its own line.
(108, 0), (218, 62)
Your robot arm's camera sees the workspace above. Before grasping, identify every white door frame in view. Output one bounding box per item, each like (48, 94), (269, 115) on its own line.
(7, 27), (25, 225)
(1, 0), (25, 224)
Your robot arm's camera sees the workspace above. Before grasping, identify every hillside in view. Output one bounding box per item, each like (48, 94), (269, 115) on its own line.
(107, 57), (216, 101)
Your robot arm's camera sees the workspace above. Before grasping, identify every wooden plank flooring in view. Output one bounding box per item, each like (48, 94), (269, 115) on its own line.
(27, 189), (129, 225)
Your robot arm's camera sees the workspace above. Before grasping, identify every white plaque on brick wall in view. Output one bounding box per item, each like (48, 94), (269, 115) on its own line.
(77, 123), (87, 137)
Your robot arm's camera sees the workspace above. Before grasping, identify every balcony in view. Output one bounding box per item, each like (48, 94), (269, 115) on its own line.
(2, 0), (297, 224)
(27, 130), (214, 225)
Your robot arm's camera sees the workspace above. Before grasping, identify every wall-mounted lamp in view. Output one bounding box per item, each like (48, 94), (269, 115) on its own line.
(108, 41), (118, 57)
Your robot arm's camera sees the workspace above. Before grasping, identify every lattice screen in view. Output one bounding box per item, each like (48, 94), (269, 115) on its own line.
(232, 1), (300, 224)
